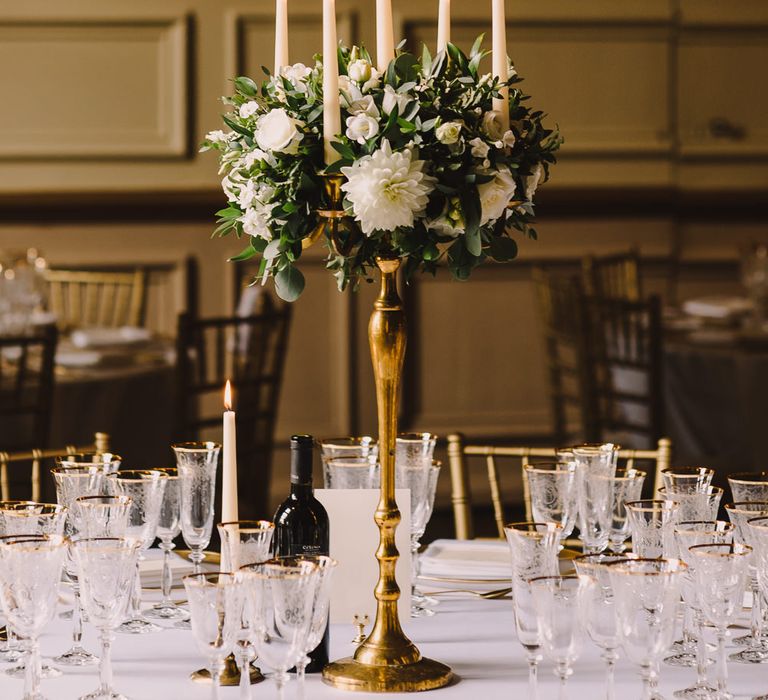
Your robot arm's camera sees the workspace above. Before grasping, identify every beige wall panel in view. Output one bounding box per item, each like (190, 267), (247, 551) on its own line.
(678, 29), (768, 159)
(406, 22), (672, 159)
(0, 18), (188, 159)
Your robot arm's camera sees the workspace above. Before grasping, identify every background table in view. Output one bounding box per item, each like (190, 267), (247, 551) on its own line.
(1, 588), (765, 699)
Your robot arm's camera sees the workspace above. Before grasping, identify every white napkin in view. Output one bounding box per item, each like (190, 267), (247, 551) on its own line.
(419, 539), (512, 580)
(682, 296), (753, 320)
(70, 326), (151, 348)
(55, 349), (102, 367)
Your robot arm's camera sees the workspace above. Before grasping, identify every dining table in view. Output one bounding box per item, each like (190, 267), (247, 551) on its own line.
(0, 551), (765, 700)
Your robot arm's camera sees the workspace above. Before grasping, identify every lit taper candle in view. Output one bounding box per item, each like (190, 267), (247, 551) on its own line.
(222, 380), (238, 524)
(376, 0), (395, 73)
(492, 0), (510, 131)
(437, 0), (450, 53)
(323, 0), (341, 165)
(274, 0), (289, 75)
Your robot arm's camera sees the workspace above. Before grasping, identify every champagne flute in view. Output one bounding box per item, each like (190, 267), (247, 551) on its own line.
(524, 462), (578, 539)
(606, 468), (646, 554)
(573, 443), (619, 554)
(626, 499), (679, 559)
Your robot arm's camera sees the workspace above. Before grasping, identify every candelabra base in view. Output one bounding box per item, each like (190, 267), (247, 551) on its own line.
(191, 654), (264, 686)
(322, 656), (454, 693)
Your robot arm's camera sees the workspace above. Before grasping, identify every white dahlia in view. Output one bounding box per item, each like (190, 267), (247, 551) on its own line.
(341, 140), (435, 235)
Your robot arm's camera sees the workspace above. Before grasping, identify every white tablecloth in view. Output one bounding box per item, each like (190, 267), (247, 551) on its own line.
(1, 588), (767, 699)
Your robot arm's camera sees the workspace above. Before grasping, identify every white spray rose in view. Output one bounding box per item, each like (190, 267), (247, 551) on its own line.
(345, 113), (379, 144)
(280, 62), (312, 91)
(436, 121), (463, 145)
(469, 137), (490, 160)
(341, 140), (435, 235)
(206, 129), (233, 145)
(524, 163), (544, 200)
(239, 101), (260, 119)
(255, 108), (304, 154)
(382, 85), (412, 116)
(338, 76), (364, 108)
(482, 110), (507, 141)
(348, 59), (373, 83)
(502, 130), (516, 149)
(478, 169), (517, 225)
(242, 148), (276, 169)
(348, 94), (380, 118)
(241, 206), (271, 239)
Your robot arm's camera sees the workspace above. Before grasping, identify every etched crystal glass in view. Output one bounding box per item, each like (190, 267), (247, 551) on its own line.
(608, 558), (687, 700)
(659, 467), (714, 494)
(658, 486), (723, 524)
(0, 501), (67, 536)
(626, 499), (679, 559)
(606, 468), (646, 554)
(319, 437), (378, 488)
(573, 443), (619, 554)
(57, 452), (122, 476)
(324, 457), (380, 489)
(728, 471), (768, 503)
(524, 462), (578, 539)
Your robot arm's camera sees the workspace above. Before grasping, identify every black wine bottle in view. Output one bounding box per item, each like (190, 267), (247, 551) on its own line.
(273, 434), (330, 672)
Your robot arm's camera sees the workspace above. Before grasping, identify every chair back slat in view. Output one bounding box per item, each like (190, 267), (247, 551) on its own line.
(582, 248), (642, 301)
(0, 455), (8, 502)
(447, 432), (672, 541)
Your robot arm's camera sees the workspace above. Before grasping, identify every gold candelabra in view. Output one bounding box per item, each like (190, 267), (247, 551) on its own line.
(313, 174), (454, 692)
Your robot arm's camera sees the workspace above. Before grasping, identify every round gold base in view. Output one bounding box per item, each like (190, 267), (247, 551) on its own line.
(322, 656), (454, 693)
(190, 654), (264, 686)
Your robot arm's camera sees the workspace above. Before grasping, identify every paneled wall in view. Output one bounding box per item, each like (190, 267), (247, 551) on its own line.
(1, 0), (766, 512)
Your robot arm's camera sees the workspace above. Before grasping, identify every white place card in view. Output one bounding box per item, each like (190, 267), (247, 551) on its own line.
(315, 488), (411, 624)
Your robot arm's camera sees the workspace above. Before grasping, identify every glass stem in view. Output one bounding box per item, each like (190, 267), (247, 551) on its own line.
(411, 538), (420, 600)
(24, 636), (41, 700)
(751, 576), (762, 647)
(160, 541), (174, 608)
(72, 582), (84, 649)
(210, 660), (223, 700)
(648, 661), (660, 698)
(681, 604), (694, 648)
(190, 546), (204, 575)
(695, 610), (709, 688)
(128, 560), (142, 620)
(603, 650), (617, 700)
(274, 671), (287, 700)
(239, 647), (252, 700)
(715, 628), (728, 696)
(557, 664), (569, 700)
(526, 650), (539, 700)
(99, 629), (114, 696)
(296, 657), (308, 700)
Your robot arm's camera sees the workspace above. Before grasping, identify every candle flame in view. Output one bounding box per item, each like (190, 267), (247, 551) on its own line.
(224, 380), (233, 411)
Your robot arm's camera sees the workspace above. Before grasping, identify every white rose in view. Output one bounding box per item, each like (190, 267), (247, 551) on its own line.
(255, 108), (304, 154)
(348, 59), (373, 83)
(242, 148), (276, 169)
(361, 67), (381, 93)
(241, 206), (271, 240)
(435, 121), (463, 145)
(338, 76), (364, 108)
(382, 85), (412, 116)
(469, 137), (490, 160)
(524, 163), (545, 200)
(478, 169), (517, 225)
(348, 94), (380, 118)
(206, 129), (233, 145)
(482, 110), (507, 141)
(502, 130), (516, 149)
(280, 62), (312, 91)
(346, 113), (379, 144)
(239, 101), (260, 119)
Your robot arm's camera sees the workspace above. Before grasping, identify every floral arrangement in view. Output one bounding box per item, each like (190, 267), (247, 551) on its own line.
(202, 39), (561, 301)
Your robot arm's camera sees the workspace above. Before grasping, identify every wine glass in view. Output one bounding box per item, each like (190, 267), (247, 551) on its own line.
(0, 501), (67, 536)
(669, 520), (734, 697)
(689, 543), (752, 699)
(396, 432), (437, 466)
(52, 464), (104, 667)
(144, 467), (186, 621)
(323, 457), (380, 489)
(106, 469), (168, 634)
(524, 462), (578, 539)
(0, 534), (67, 700)
(72, 537), (142, 700)
(184, 572), (244, 700)
(238, 559), (319, 700)
(659, 467), (714, 494)
(57, 452), (122, 475)
(608, 558), (687, 700)
(173, 442), (220, 574)
(503, 522), (563, 700)
(218, 519), (275, 696)
(283, 555), (337, 700)
(626, 499), (679, 559)
(72, 495), (133, 538)
(530, 575), (583, 700)
(728, 472), (768, 503)
(658, 486), (723, 524)
(396, 460), (440, 617)
(574, 553), (631, 700)
(725, 500), (768, 658)
(573, 443), (619, 554)
(319, 437), (378, 488)
(606, 468), (646, 554)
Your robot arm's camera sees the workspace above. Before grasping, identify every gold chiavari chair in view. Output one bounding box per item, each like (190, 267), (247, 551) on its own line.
(446, 432), (672, 541)
(582, 247), (642, 301)
(0, 431), (110, 502)
(45, 268), (148, 331)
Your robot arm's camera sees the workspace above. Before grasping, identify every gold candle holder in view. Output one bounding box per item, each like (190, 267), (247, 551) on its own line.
(322, 255), (453, 692)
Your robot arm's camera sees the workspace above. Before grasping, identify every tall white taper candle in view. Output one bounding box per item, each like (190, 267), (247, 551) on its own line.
(376, 0), (395, 73)
(222, 380), (238, 525)
(274, 0), (289, 75)
(323, 0), (341, 165)
(492, 0), (510, 131)
(437, 0), (451, 53)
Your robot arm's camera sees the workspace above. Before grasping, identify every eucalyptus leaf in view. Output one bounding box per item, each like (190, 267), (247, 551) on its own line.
(275, 265), (305, 302)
